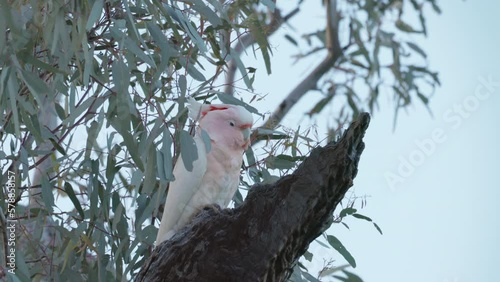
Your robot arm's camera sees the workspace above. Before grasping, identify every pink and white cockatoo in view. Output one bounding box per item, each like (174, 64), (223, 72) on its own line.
(155, 97), (253, 246)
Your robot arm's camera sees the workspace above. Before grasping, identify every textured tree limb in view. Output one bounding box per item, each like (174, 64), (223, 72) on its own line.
(136, 112), (370, 282)
(260, 0), (342, 132)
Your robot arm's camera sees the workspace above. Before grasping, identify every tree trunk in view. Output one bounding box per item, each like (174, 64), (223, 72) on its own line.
(137, 113), (371, 282)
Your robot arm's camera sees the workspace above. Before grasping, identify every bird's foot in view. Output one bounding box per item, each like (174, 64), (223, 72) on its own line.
(202, 204), (222, 213)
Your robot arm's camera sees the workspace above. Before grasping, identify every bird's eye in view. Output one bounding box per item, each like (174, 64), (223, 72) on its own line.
(229, 121), (235, 127)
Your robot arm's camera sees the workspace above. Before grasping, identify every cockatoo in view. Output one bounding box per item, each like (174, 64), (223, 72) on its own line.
(155, 98), (253, 246)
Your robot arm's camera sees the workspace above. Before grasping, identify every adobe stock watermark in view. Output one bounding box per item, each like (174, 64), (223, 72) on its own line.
(5, 171), (17, 275)
(385, 75), (498, 191)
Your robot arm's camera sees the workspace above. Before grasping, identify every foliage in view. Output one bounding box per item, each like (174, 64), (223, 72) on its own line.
(287, 0), (442, 130)
(0, 0), (440, 281)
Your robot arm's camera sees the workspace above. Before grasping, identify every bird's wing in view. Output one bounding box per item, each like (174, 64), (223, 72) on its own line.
(155, 135), (207, 245)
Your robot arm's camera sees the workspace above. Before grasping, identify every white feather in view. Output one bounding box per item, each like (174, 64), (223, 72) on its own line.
(155, 135), (207, 244)
(155, 98), (253, 246)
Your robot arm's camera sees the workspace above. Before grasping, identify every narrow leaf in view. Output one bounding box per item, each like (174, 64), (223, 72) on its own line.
(406, 41), (427, 58)
(327, 235), (356, 268)
(352, 213), (372, 222)
(179, 75), (187, 97)
(339, 207), (357, 218)
(64, 182), (85, 219)
(180, 130), (198, 172)
(86, 0), (104, 31)
(41, 175), (54, 213)
(373, 222), (383, 235)
(216, 92), (259, 114)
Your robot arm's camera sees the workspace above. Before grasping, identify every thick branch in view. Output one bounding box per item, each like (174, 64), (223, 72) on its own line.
(136, 113), (370, 282)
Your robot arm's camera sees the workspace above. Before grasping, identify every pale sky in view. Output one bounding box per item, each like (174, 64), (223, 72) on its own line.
(244, 1), (499, 281)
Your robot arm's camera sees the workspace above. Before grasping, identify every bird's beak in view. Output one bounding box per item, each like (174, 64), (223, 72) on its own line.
(242, 127), (251, 149)
(242, 127), (251, 140)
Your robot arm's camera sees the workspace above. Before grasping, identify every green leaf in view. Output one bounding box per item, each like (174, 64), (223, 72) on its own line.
(11, 252), (30, 282)
(307, 92), (334, 116)
(19, 69), (51, 99)
(64, 182), (85, 219)
(352, 213), (372, 222)
(395, 19), (419, 33)
(124, 37), (156, 67)
(260, 0), (276, 11)
(417, 93), (429, 105)
(142, 144), (157, 194)
(216, 92), (259, 114)
(254, 128), (289, 141)
(180, 130), (198, 172)
(318, 264), (350, 278)
(373, 222), (383, 235)
(200, 129), (212, 153)
(228, 48), (253, 89)
(265, 154), (304, 170)
(106, 146), (120, 190)
(112, 59), (130, 94)
(23, 54), (70, 76)
(289, 265), (305, 282)
(158, 129), (174, 181)
(191, 0), (222, 27)
(85, 119), (103, 160)
(123, 129), (144, 171)
(406, 42), (427, 58)
(303, 250), (313, 262)
(63, 98), (93, 126)
(111, 192), (124, 232)
(284, 34), (298, 46)
(55, 102), (67, 120)
(327, 235), (356, 268)
(431, 2), (442, 14)
(246, 14), (271, 74)
(178, 57), (206, 81)
(333, 269), (364, 282)
(86, 0), (104, 31)
(49, 138), (67, 155)
(339, 207), (357, 218)
(166, 5), (207, 53)
(302, 271), (321, 282)
(19, 112), (42, 143)
(20, 146), (29, 181)
(7, 68), (21, 138)
(41, 175), (54, 213)
(179, 74), (187, 97)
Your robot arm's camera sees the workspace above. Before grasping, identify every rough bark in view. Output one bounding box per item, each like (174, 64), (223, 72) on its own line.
(136, 113), (370, 282)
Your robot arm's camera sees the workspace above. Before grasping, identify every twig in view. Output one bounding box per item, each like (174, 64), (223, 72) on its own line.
(224, 8), (301, 96)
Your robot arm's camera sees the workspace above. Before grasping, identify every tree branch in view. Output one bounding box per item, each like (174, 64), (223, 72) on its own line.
(136, 113), (370, 282)
(224, 8), (300, 96)
(260, 0), (343, 132)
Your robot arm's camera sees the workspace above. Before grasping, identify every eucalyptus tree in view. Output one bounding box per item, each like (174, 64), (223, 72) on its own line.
(0, 0), (439, 281)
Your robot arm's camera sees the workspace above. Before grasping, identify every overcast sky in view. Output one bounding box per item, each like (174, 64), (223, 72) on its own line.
(244, 1), (499, 281)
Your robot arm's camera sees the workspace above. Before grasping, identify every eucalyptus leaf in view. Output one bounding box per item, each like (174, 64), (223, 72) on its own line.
(327, 235), (356, 268)
(179, 130), (198, 172)
(86, 0), (103, 31)
(64, 182), (85, 219)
